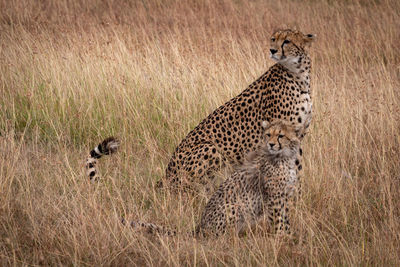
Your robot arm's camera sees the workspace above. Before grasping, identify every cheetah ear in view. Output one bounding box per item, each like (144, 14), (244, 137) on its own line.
(303, 33), (316, 44)
(261, 121), (269, 129)
(294, 126), (307, 140)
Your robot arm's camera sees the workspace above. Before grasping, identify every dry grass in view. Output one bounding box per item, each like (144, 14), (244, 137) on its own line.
(1, 0), (400, 265)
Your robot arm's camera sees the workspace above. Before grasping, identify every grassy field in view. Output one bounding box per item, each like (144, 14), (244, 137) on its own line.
(1, 0), (400, 265)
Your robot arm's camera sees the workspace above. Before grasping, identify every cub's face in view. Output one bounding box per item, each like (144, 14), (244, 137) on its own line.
(262, 121), (300, 155)
(269, 29), (315, 68)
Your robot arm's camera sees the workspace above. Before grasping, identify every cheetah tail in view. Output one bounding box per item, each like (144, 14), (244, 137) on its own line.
(121, 218), (177, 236)
(86, 137), (120, 181)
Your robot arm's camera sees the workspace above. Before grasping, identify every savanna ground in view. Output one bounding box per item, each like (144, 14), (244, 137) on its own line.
(1, 0), (400, 265)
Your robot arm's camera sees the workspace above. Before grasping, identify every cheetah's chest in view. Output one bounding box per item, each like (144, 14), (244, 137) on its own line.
(297, 93), (312, 128)
(264, 80), (312, 130)
(262, 160), (298, 197)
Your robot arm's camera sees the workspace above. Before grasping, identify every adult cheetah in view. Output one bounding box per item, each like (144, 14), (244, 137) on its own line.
(125, 120), (302, 236)
(158, 29), (315, 191)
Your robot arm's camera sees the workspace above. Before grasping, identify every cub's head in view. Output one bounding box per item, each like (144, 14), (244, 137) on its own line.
(269, 29), (315, 70)
(261, 120), (301, 157)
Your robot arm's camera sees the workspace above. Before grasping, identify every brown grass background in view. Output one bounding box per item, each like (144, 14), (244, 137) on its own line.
(1, 0), (400, 265)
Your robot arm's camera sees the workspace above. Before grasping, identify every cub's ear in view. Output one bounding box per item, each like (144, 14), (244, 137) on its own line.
(261, 121), (269, 129)
(294, 126), (308, 141)
(303, 33), (316, 44)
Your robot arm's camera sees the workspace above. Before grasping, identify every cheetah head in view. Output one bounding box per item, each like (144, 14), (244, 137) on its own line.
(261, 120), (302, 157)
(269, 29), (315, 71)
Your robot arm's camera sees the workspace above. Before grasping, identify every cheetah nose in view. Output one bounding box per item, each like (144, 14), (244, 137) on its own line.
(270, 49), (278, 55)
(269, 143), (275, 148)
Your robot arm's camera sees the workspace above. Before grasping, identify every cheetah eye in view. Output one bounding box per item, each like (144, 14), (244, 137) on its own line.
(278, 134), (284, 138)
(283, 39), (291, 45)
(271, 37), (276, 42)
(266, 133), (271, 137)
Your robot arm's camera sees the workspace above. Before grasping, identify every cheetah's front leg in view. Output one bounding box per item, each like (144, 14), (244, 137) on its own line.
(294, 146), (303, 202)
(269, 192), (291, 235)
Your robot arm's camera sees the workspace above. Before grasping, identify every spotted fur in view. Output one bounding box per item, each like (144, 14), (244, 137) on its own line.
(159, 29), (315, 191)
(85, 137), (120, 181)
(126, 121), (302, 236)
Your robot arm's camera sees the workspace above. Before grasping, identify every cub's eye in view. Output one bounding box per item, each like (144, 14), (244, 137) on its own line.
(278, 134), (284, 138)
(271, 37), (276, 42)
(266, 133), (271, 137)
(283, 39), (291, 44)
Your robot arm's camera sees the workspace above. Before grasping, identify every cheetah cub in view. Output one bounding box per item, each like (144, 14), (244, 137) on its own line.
(126, 120), (302, 236)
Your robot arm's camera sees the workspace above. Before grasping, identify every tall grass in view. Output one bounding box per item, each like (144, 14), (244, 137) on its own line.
(1, 0), (399, 265)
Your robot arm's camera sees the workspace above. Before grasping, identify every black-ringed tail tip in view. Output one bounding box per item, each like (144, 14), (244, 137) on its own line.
(85, 137), (120, 182)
